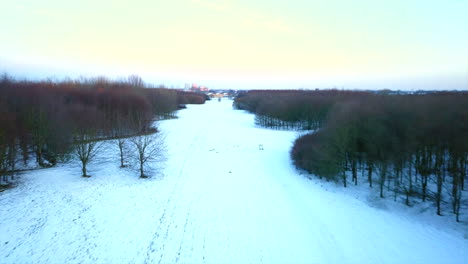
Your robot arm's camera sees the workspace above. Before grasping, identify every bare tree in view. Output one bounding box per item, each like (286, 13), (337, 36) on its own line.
(25, 109), (49, 167)
(74, 131), (101, 177)
(130, 131), (165, 178)
(128, 75), (144, 88)
(71, 105), (104, 178)
(116, 138), (127, 168)
(111, 117), (131, 168)
(0, 142), (11, 185)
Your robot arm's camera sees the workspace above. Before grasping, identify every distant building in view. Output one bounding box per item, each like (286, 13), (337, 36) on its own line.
(190, 83), (209, 92)
(210, 93), (224, 98)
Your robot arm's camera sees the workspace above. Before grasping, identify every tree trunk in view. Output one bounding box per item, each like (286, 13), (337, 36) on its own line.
(82, 160), (88, 177)
(454, 173), (461, 222)
(408, 164), (413, 194)
(118, 139), (125, 167)
(36, 147), (44, 167)
(455, 185), (461, 222)
(452, 157), (462, 222)
(394, 171), (399, 202)
(139, 161), (146, 178)
(406, 164), (412, 206)
(380, 164), (387, 198)
(405, 188), (410, 206)
(139, 149), (146, 178)
(451, 157), (458, 214)
(422, 174), (428, 202)
(436, 171), (442, 215)
(368, 162), (373, 188)
(435, 151), (443, 216)
(352, 159), (357, 185)
(460, 157), (466, 191)
(342, 168), (347, 188)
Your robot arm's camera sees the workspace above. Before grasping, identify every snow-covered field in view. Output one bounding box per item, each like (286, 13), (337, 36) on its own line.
(0, 99), (466, 264)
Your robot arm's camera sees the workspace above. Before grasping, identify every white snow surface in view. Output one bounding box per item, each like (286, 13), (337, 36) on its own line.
(0, 99), (467, 264)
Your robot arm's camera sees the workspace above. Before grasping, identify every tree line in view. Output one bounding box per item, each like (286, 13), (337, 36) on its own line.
(0, 74), (205, 181)
(235, 90), (467, 221)
(234, 90), (369, 130)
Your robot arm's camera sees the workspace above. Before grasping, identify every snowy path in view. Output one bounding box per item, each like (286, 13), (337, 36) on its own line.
(0, 100), (466, 264)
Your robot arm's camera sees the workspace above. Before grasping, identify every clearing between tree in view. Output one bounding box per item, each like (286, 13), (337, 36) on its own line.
(0, 99), (466, 264)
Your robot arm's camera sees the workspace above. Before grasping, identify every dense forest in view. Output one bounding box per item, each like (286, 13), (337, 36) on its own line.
(0, 74), (205, 179)
(235, 90), (467, 221)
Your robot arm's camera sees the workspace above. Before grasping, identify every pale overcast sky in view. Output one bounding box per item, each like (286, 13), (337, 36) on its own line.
(1, 0), (467, 90)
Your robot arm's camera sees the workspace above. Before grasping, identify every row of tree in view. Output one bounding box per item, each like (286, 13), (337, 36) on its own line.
(235, 90), (467, 221)
(234, 90), (368, 130)
(0, 74), (205, 181)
